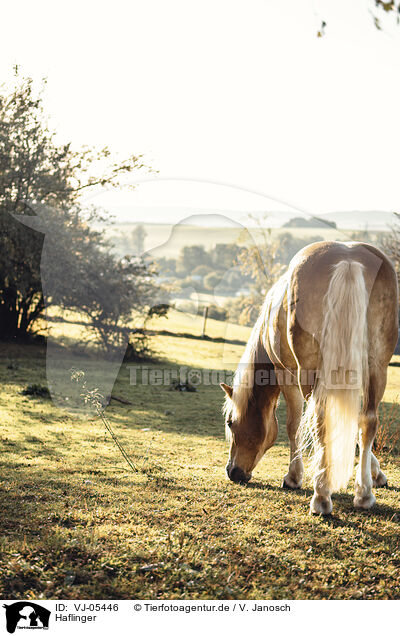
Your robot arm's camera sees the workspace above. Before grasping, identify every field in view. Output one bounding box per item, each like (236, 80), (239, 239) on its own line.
(0, 312), (399, 600)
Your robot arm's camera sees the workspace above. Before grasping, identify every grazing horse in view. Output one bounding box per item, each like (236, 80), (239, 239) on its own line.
(221, 241), (398, 514)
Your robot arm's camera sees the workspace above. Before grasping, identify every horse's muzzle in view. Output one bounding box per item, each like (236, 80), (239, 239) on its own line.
(226, 463), (251, 484)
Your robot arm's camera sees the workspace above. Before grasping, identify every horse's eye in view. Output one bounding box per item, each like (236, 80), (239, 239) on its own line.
(227, 418), (233, 428)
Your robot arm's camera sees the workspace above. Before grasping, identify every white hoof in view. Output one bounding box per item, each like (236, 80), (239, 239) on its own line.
(310, 494), (332, 516)
(354, 492), (376, 510)
(372, 471), (387, 488)
(282, 473), (302, 489)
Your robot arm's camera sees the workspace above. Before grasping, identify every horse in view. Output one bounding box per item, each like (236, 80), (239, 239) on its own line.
(221, 241), (398, 514)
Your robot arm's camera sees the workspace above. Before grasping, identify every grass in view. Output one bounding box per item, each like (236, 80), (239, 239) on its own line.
(0, 321), (399, 600)
(38, 306), (250, 352)
(374, 400), (400, 457)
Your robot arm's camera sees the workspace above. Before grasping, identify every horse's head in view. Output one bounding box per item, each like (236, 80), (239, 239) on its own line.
(221, 380), (280, 484)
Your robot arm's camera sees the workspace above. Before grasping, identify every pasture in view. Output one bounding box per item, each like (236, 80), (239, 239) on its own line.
(0, 312), (399, 600)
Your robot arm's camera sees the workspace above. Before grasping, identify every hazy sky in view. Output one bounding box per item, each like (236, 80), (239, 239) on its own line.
(1, 1), (400, 223)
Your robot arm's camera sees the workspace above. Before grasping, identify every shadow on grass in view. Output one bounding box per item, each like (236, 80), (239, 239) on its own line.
(0, 437), (61, 458)
(244, 480), (306, 493)
(244, 478), (400, 525)
(384, 484), (400, 492)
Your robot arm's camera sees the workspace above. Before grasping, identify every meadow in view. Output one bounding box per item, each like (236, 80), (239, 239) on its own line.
(0, 310), (399, 600)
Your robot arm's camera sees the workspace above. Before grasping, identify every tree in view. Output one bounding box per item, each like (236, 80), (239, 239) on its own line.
(131, 224), (147, 255)
(0, 72), (163, 349)
(18, 203), (165, 354)
(371, 1), (400, 28)
(238, 225), (285, 292)
(223, 268), (246, 292)
(283, 217), (336, 229)
(211, 243), (241, 269)
(227, 217), (286, 325)
(276, 231), (324, 264)
(192, 264), (212, 277)
(156, 256), (177, 277)
(176, 245), (210, 275)
(204, 271), (221, 291)
(381, 213), (400, 281)
(317, 2), (400, 36)
(379, 215), (400, 326)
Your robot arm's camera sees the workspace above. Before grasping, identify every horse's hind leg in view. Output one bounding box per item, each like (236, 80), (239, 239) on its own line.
(354, 370), (387, 510)
(281, 385), (304, 489)
(309, 402), (333, 516)
(371, 452), (387, 488)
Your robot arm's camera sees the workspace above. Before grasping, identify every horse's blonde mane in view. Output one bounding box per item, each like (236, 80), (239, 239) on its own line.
(223, 274), (289, 430)
(223, 311), (268, 427)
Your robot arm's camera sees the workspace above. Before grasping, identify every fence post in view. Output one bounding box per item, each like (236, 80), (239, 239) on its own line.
(202, 306), (209, 338)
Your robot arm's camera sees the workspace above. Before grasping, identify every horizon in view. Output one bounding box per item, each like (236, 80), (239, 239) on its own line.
(100, 205), (397, 231)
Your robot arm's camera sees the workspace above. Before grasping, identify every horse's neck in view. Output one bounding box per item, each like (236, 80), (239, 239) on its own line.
(249, 334), (278, 408)
(251, 360), (279, 410)
(234, 316), (278, 417)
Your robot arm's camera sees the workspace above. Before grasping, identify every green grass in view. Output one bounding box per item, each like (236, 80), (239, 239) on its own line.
(0, 324), (399, 600)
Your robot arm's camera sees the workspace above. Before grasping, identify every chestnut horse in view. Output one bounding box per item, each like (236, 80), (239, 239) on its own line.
(221, 241), (398, 514)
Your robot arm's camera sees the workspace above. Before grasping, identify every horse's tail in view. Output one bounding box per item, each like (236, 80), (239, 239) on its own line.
(302, 260), (369, 491)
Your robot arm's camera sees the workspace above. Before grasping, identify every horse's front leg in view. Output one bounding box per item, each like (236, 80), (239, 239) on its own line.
(282, 386), (304, 489)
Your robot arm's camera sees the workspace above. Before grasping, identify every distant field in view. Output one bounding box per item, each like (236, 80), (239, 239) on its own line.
(40, 308), (250, 357)
(107, 223), (353, 257)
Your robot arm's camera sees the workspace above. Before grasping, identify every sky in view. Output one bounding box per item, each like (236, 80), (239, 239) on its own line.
(1, 0), (400, 225)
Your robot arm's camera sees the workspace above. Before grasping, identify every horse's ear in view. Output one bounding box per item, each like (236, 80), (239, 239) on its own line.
(220, 383), (233, 398)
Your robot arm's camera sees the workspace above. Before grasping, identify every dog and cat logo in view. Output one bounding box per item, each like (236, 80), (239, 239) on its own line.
(3, 602), (50, 633)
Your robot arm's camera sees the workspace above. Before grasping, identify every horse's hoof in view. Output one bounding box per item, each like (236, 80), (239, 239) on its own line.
(310, 494), (332, 516)
(282, 475), (302, 489)
(354, 493), (376, 510)
(372, 471), (387, 488)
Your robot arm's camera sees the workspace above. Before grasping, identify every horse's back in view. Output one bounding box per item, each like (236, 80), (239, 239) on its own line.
(271, 241), (398, 376)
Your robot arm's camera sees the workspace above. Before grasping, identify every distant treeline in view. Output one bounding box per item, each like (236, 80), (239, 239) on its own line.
(153, 232), (327, 310)
(283, 217), (337, 229)
(110, 223), (383, 326)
